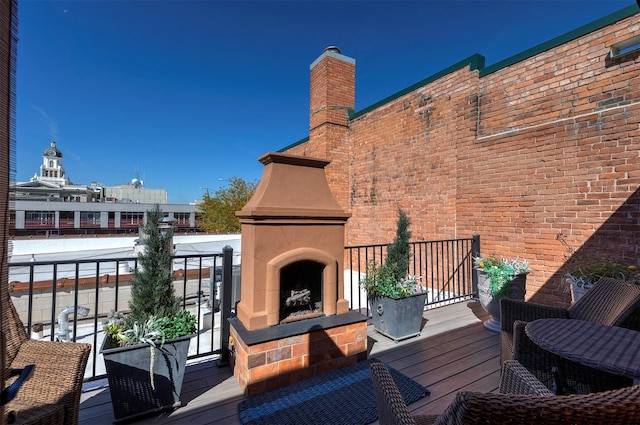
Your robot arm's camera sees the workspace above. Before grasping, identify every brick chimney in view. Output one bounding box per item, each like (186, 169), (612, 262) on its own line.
(309, 46), (355, 131)
(308, 46), (355, 211)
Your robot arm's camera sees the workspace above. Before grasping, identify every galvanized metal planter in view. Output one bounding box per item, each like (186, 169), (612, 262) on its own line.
(368, 291), (428, 341)
(100, 334), (192, 423)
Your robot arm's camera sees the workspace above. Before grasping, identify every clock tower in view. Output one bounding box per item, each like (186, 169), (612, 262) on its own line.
(37, 140), (69, 185)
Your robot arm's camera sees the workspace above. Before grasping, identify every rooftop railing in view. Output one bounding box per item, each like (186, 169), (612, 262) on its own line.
(344, 236), (478, 316)
(9, 248), (235, 381)
(8, 236), (479, 381)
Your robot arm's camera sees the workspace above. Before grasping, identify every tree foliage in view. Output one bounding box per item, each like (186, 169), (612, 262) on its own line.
(197, 177), (257, 233)
(359, 209), (420, 299)
(127, 205), (180, 326)
(385, 208), (412, 282)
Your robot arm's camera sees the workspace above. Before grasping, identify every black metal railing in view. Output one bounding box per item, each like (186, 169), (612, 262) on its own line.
(344, 236), (479, 315)
(8, 247), (235, 381)
(8, 235), (480, 382)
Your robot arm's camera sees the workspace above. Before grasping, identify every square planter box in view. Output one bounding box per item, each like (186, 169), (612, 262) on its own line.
(100, 334), (192, 423)
(368, 292), (428, 341)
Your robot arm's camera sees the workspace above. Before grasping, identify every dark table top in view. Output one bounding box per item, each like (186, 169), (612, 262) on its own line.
(525, 318), (640, 379)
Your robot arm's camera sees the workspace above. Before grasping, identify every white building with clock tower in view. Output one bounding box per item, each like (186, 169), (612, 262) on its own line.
(37, 140), (70, 185)
(12, 140), (98, 202)
(9, 141), (197, 236)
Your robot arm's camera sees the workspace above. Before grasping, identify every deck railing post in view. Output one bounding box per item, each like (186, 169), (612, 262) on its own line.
(217, 245), (233, 367)
(471, 234), (480, 297)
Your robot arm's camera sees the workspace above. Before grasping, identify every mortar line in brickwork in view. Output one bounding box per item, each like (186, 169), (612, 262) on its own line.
(476, 99), (640, 140)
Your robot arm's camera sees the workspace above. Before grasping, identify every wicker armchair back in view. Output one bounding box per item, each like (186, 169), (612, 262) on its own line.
(369, 362), (437, 425)
(371, 360), (640, 425)
(2, 292), (91, 425)
(438, 361), (640, 424)
(500, 277), (640, 392)
(568, 277), (640, 327)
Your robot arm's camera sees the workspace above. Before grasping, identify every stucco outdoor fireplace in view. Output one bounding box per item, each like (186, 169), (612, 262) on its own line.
(228, 152), (367, 396)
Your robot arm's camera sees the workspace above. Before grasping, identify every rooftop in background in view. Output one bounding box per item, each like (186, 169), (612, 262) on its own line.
(9, 233), (241, 265)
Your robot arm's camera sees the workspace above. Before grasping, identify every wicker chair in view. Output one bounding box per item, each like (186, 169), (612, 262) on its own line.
(2, 291), (91, 425)
(500, 277), (640, 393)
(371, 360), (640, 425)
(370, 362), (437, 425)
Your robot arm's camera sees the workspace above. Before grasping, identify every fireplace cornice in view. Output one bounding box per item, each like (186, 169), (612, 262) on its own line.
(236, 152), (350, 222)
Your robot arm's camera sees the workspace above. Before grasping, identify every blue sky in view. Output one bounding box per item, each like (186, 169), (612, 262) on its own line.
(16, 0), (634, 204)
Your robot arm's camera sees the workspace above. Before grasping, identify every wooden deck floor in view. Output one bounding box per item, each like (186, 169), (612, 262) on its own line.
(79, 300), (500, 424)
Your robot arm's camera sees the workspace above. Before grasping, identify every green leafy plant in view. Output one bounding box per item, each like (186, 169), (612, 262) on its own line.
(155, 310), (197, 340)
(104, 310), (126, 341)
(104, 310), (195, 348)
(565, 256), (639, 289)
(116, 316), (165, 347)
(556, 230), (640, 290)
(474, 256), (531, 298)
(105, 314), (166, 390)
(360, 209), (422, 299)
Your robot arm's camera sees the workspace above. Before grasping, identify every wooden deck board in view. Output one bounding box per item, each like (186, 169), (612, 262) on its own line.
(79, 300), (499, 424)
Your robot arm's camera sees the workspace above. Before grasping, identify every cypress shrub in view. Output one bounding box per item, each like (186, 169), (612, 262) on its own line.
(127, 205), (180, 326)
(385, 209), (412, 282)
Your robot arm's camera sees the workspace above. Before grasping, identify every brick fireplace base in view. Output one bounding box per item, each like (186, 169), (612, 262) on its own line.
(229, 311), (368, 396)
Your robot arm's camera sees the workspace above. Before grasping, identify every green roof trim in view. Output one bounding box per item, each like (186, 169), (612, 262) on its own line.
(277, 136), (309, 152)
(279, 4), (639, 152)
(349, 54), (485, 120)
(480, 4), (639, 76)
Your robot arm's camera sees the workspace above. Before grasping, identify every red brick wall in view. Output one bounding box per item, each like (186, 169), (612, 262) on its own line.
(230, 321), (367, 396)
(457, 12), (640, 305)
(348, 68), (477, 246)
(285, 10), (640, 306)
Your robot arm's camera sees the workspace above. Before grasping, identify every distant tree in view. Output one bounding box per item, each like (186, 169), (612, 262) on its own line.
(196, 177), (257, 233)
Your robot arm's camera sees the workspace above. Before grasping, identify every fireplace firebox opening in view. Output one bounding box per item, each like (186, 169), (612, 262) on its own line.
(280, 260), (324, 323)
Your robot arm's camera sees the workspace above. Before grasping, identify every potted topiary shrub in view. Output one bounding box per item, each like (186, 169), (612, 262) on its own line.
(474, 255), (531, 332)
(360, 209), (427, 341)
(100, 205), (196, 423)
